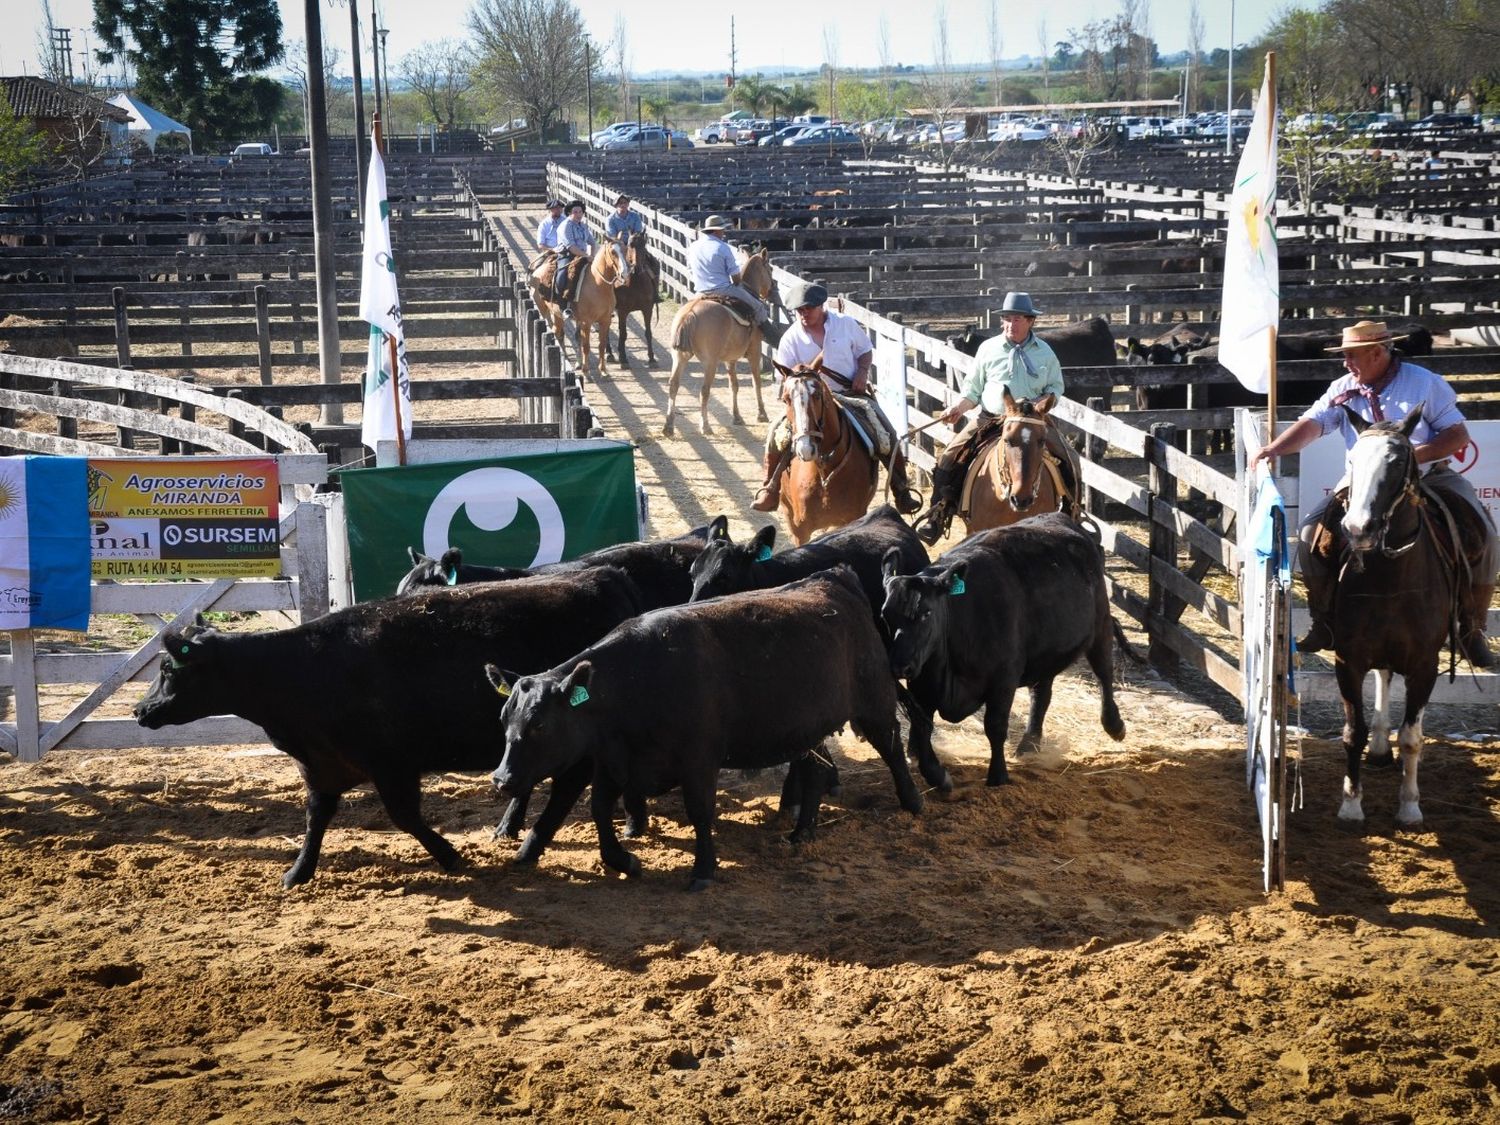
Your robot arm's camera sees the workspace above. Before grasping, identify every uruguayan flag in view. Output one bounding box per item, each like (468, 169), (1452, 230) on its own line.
(0, 456), (91, 632)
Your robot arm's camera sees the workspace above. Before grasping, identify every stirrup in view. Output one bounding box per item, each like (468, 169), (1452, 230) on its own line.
(751, 486), (779, 513)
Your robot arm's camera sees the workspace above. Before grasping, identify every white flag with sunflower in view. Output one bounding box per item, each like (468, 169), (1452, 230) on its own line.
(1219, 59), (1279, 394)
(359, 138), (412, 452)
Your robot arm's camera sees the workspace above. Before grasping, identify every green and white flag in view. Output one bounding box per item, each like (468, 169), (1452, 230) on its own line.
(340, 444), (640, 601)
(359, 137), (412, 452)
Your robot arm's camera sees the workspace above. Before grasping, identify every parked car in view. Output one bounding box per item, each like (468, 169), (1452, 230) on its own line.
(667, 129), (695, 149)
(590, 122), (636, 148)
(1161, 117), (1198, 137)
(737, 119), (789, 145)
(1412, 112), (1478, 134)
(760, 124), (811, 147)
(1287, 112), (1339, 133)
(600, 126), (670, 151)
(989, 120), (1048, 142)
(1128, 116), (1172, 139)
(231, 142), (272, 158)
(783, 124), (862, 147)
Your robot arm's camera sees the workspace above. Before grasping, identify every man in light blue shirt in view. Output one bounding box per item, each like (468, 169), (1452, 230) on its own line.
(687, 214), (782, 342)
(914, 292), (1079, 544)
(1252, 320), (1495, 664)
(555, 200), (595, 317)
(536, 199), (565, 251)
(605, 194), (645, 269)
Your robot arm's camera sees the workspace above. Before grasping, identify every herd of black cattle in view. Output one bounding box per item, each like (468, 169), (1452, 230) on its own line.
(133, 507), (1128, 892)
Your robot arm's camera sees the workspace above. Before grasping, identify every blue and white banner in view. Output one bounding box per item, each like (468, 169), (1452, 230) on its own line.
(359, 137), (412, 453)
(0, 456), (91, 632)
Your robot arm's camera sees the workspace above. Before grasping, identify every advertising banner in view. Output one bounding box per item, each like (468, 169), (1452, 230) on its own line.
(87, 458), (282, 579)
(341, 445), (639, 601)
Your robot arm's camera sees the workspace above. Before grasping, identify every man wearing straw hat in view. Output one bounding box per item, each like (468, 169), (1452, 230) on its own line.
(913, 291), (1080, 545)
(1252, 320), (1497, 666)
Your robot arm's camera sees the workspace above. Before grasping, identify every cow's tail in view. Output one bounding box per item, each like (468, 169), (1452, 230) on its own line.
(1112, 617), (1145, 663)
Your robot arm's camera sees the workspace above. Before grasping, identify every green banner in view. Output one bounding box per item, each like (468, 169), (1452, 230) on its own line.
(341, 444), (639, 601)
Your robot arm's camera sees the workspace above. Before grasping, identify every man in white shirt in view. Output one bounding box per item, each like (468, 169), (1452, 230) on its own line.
(687, 214), (782, 343)
(751, 280), (921, 514)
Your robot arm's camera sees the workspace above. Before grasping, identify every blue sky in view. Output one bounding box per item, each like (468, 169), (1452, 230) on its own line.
(4, 0), (1282, 83)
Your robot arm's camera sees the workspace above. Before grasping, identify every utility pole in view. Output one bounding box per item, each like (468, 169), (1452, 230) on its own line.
(304, 0), (344, 426)
(585, 42), (593, 139)
(379, 27), (391, 133)
(729, 17), (737, 112)
(349, 0), (368, 220)
(1226, 0), (1235, 156)
(370, 0), (383, 129)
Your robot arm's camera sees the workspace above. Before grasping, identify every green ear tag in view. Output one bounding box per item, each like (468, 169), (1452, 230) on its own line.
(755, 544), (773, 562)
(445, 569), (458, 586)
(569, 684), (590, 707)
(180, 644), (191, 654)
(950, 577), (966, 596)
(494, 680), (512, 698)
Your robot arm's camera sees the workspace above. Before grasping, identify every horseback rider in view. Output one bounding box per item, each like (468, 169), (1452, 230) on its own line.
(536, 199), (565, 252)
(1252, 319), (1496, 667)
(605, 194), (645, 272)
(912, 292), (1081, 545)
(687, 214), (783, 344)
(555, 200), (595, 319)
(751, 280), (923, 515)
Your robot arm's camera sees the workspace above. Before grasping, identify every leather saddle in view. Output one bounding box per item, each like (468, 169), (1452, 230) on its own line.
(690, 293), (757, 326)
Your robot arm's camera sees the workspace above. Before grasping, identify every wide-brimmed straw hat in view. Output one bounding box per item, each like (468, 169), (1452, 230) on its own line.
(1325, 320), (1407, 351)
(701, 214), (732, 231)
(999, 291), (1041, 317)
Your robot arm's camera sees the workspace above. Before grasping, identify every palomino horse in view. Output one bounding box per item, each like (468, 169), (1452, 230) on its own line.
(962, 391), (1074, 536)
(778, 362), (878, 546)
(663, 247), (778, 436)
(532, 245), (629, 377)
(605, 232), (661, 369)
(1331, 405), (1460, 828)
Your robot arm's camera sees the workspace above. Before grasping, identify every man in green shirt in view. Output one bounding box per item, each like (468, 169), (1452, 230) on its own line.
(914, 292), (1079, 544)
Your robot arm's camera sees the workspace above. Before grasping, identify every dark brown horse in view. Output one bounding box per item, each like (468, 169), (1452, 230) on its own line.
(962, 391), (1071, 537)
(778, 363), (877, 546)
(606, 231), (661, 368)
(1332, 406), (1456, 828)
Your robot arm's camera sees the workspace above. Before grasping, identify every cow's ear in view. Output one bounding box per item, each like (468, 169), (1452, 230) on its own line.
(484, 664), (519, 699)
(1399, 405), (1423, 438)
(944, 562), (969, 597)
(562, 660), (594, 707)
(406, 545), (422, 566)
(751, 524), (776, 560)
(1341, 404), (1370, 434)
(882, 546), (906, 582)
(707, 515), (730, 542)
(438, 547), (463, 584)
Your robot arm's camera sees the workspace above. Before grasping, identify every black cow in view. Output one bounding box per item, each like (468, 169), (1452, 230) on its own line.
(396, 519), (721, 610)
(488, 567), (925, 890)
(880, 513), (1127, 787)
(948, 317), (1117, 368)
(1186, 323), (1433, 367)
(133, 568), (645, 887)
(1124, 336), (1194, 365)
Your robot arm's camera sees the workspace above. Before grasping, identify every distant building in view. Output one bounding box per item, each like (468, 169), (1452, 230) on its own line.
(1, 76), (131, 171)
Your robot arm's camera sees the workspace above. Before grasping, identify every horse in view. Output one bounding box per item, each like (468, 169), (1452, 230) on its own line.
(605, 231), (661, 369)
(1330, 405), (1461, 829)
(777, 362), (878, 546)
(961, 391), (1073, 537)
(663, 247), (778, 437)
(532, 244), (629, 377)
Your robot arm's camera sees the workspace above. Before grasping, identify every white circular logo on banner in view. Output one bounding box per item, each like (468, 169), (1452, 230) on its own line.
(422, 469), (565, 567)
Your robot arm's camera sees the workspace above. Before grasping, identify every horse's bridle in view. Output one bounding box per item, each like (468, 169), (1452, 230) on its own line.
(790, 375), (856, 486)
(1350, 428), (1423, 559)
(997, 414), (1048, 501)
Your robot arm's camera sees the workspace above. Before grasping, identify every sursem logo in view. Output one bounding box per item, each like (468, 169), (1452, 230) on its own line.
(422, 469), (565, 566)
(1451, 440), (1479, 474)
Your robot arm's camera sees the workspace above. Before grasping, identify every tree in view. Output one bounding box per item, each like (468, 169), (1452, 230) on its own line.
(918, 4), (974, 169)
(468, 0), (592, 140)
(1186, 0), (1206, 113)
(400, 39), (474, 128)
(93, 0), (284, 151)
(0, 88), (54, 193)
(642, 95), (671, 126)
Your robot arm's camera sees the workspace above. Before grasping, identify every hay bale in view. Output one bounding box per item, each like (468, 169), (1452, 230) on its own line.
(0, 314), (78, 360)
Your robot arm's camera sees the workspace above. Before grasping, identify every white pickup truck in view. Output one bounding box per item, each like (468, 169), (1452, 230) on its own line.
(695, 114), (753, 144)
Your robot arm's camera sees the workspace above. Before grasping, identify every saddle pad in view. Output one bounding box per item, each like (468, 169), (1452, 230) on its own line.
(837, 403), (876, 459)
(691, 294), (756, 327)
(959, 440), (1070, 517)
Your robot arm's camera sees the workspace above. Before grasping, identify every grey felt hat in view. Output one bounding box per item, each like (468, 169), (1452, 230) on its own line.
(784, 280), (829, 309)
(999, 291), (1041, 316)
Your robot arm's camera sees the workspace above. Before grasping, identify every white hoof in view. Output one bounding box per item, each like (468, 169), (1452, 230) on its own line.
(1395, 802), (1423, 827)
(1338, 797), (1365, 822)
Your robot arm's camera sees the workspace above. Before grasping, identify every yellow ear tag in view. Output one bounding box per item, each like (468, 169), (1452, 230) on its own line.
(494, 681), (512, 698)
(569, 685), (590, 707)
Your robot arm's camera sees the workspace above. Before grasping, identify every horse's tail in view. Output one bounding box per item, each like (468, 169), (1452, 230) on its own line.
(1111, 617), (1144, 663)
(671, 302), (696, 351)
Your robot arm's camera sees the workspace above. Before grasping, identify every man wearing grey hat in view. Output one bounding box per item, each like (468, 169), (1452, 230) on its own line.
(605, 194), (645, 272)
(913, 291), (1079, 544)
(751, 280), (921, 513)
(687, 214), (782, 342)
(554, 200), (595, 317)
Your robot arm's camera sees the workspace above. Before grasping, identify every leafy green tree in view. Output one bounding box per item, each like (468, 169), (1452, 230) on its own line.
(467, 0), (592, 140)
(0, 88), (54, 192)
(93, 0), (285, 151)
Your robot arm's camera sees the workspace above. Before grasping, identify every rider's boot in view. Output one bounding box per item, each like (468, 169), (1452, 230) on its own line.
(1459, 579), (1495, 667)
(888, 451), (924, 515)
(751, 450), (790, 512)
(1296, 504), (1341, 655)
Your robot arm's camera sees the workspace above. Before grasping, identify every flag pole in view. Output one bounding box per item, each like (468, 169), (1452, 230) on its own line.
(1264, 51), (1278, 446)
(372, 113), (407, 466)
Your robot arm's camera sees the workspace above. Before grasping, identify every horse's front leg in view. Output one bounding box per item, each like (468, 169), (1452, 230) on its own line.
(1368, 669), (1393, 766)
(700, 361), (717, 434)
(1336, 662), (1370, 823)
(594, 319), (611, 376)
(750, 338), (769, 422)
(1395, 669), (1436, 827)
(664, 351), (689, 437)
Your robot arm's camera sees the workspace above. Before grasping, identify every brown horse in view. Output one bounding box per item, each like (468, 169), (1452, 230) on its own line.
(962, 391), (1073, 536)
(777, 364), (878, 546)
(605, 232), (661, 369)
(532, 245), (628, 377)
(663, 247), (778, 436)
(1331, 406), (1458, 828)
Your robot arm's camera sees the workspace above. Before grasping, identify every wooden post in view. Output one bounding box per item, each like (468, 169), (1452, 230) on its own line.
(1147, 421), (1181, 674)
(112, 286), (132, 369)
(1085, 395), (1108, 518)
(387, 330), (406, 465)
(288, 249), (304, 355)
(255, 285), (273, 386)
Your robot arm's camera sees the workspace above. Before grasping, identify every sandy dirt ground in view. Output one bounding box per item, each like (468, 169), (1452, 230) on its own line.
(1, 209), (1498, 1124)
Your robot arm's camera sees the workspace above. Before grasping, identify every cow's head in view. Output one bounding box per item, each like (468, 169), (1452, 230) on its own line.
(487, 661), (595, 796)
(688, 523), (775, 602)
(134, 614), (223, 729)
(880, 548), (966, 681)
(395, 546), (464, 596)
